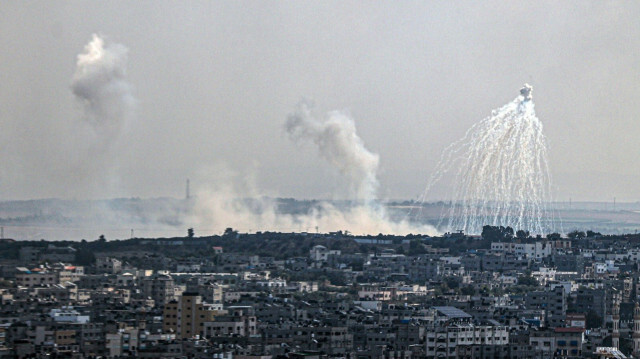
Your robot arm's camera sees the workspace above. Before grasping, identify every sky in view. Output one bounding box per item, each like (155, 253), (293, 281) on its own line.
(1, 1), (639, 203)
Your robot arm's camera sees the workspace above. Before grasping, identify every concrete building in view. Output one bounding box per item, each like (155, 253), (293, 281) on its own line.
(15, 267), (58, 288)
(96, 257), (123, 274)
(203, 306), (257, 338)
(309, 245), (341, 262)
(162, 292), (220, 339)
(526, 286), (567, 328)
(142, 274), (175, 307)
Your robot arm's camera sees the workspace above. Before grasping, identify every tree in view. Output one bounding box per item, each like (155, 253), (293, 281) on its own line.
(567, 230), (586, 239)
(586, 310), (603, 329)
(482, 225), (514, 241)
(516, 230), (530, 239)
(409, 239), (427, 254)
(75, 249), (96, 266)
(444, 276), (460, 290)
(517, 275), (538, 287)
(223, 227), (238, 238)
(187, 228), (195, 238)
(546, 232), (562, 240)
(586, 230), (602, 238)
(504, 226), (514, 239)
(460, 285), (476, 296)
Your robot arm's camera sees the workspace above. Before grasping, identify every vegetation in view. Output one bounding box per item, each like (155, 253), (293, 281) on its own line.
(481, 225), (514, 241)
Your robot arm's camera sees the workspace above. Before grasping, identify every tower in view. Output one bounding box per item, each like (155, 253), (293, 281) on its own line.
(633, 302), (640, 356)
(612, 293), (620, 349)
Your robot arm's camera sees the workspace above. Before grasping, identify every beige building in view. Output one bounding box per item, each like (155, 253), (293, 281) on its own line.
(163, 292), (220, 339)
(203, 306), (257, 338)
(54, 329), (79, 353)
(142, 274), (175, 307)
(15, 267), (58, 288)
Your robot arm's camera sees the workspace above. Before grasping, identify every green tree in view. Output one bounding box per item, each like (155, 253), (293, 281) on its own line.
(482, 225), (514, 241)
(567, 230), (586, 239)
(460, 285), (476, 296)
(409, 239), (426, 254)
(517, 275), (538, 287)
(444, 276), (460, 290)
(223, 227), (238, 238)
(586, 230), (602, 238)
(75, 249), (96, 266)
(586, 310), (603, 329)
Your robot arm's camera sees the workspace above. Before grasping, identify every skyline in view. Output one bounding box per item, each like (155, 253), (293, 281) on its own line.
(1, 2), (639, 203)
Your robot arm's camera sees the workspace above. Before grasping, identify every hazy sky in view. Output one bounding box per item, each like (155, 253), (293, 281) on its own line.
(1, 1), (639, 202)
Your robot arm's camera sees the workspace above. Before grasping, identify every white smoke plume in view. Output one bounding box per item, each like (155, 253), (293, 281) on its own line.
(71, 34), (134, 146)
(285, 103), (380, 204)
(190, 167), (438, 236)
(188, 113), (437, 236)
(183, 103), (439, 237)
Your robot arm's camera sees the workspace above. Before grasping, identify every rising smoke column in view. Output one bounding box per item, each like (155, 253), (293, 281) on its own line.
(190, 103), (437, 236)
(71, 34), (134, 147)
(419, 84), (558, 235)
(285, 103), (380, 204)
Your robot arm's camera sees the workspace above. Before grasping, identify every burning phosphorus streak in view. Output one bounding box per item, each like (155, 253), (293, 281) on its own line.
(421, 84), (557, 235)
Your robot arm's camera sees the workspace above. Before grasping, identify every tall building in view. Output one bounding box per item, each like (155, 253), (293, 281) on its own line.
(634, 302), (640, 357)
(525, 286), (567, 328)
(163, 292), (220, 339)
(612, 293), (620, 349)
(142, 274), (175, 307)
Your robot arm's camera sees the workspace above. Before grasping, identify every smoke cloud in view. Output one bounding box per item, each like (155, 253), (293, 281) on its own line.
(190, 168), (438, 236)
(186, 106), (438, 236)
(285, 103), (380, 204)
(71, 34), (134, 147)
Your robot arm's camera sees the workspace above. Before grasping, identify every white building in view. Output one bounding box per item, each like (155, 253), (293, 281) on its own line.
(50, 307), (89, 324)
(425, 324), (509, 357)
(309, 245), (340, 261)
(515, 242), (551, 259)
(440, 256), (461, 265)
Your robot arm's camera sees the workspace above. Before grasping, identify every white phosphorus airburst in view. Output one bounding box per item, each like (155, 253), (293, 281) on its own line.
(422, 84), (558, 235)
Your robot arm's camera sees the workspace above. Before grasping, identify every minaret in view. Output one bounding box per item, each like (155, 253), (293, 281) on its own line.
(612, 293), (620, 349)
(633, 302), (640, 356)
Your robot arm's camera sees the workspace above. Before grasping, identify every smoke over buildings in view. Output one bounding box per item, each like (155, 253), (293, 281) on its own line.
(285, 103), (379, 204)
(63, 34), (136, 196)
(71, 34), (134, 148)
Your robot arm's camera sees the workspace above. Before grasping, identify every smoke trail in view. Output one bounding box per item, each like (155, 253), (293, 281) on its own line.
(285, 103), (379, 204)
(71, 34), (134, 147)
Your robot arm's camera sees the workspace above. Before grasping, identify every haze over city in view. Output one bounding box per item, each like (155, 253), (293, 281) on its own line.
(2, 1), (639, 204)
